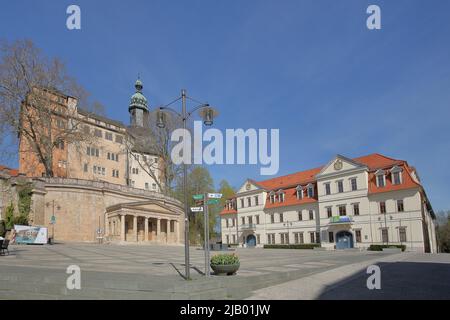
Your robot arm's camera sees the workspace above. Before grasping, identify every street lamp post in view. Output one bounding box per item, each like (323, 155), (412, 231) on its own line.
(283, 221), (293, 244)
(156, 89), (217, 280)
(46, 200), (60, 244)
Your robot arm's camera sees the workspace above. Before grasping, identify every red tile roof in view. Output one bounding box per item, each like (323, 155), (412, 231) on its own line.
(219, 153), (422, 214)
(0, 165), (19, 177)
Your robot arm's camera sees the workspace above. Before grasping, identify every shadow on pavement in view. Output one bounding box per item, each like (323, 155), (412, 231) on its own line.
(318, 261), (450, 300)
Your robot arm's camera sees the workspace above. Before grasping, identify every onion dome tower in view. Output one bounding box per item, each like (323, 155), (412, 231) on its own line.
(129, 78), (149, 127)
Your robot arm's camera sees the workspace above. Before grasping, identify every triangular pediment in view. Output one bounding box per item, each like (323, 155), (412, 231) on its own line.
(237, 179), (262, 194)
(316, 154), (368, 177)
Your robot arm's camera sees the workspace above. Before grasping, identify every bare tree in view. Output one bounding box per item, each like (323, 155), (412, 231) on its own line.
(0, 39), (97, 177)
(126, 110), (184, 195)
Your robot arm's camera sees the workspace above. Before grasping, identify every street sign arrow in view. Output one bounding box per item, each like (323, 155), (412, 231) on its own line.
(207, 199), (220, 205)
(208, 193), (222, 199)
(193, 194), (204, 200)
(190, 206), (204, 212)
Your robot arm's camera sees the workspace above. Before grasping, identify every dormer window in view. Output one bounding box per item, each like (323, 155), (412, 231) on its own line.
(277, 189), (285, 203)
(307, 183), (314, 198)
(375, 169), (386, 188)
(269, 191), (275, 204)
(391, 166), (403, 185)
(296, 185), (303, 199)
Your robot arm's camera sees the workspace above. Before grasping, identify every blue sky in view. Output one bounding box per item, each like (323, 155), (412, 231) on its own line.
(1, 0), (450, 210)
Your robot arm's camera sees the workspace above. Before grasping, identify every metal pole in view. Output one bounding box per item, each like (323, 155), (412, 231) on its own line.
(182, 89), (190, 280)
(204, 193), (209, 276)
(206, 194), (210, 276)
(52, 200), (55, 243)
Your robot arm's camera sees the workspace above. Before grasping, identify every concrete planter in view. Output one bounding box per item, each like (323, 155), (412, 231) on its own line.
(382, 248), (402, 253)
(210, 263), (240, 276)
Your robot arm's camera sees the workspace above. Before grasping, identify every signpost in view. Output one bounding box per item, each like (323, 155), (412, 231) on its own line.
(193, 192), (222, 277)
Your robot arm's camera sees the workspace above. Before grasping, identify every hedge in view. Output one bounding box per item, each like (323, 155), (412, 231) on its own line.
(368, 244), (406, 252)
(263, 244), (321, 250)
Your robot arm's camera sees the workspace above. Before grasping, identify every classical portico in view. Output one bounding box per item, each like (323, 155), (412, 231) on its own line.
(105, 200), (183, 244)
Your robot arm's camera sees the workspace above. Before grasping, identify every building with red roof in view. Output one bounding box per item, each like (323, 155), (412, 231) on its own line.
(220, 153), (437, 253)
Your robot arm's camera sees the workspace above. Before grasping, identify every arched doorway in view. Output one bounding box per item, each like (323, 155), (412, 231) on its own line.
(336, 231), (354, 249)
(246, 234), (256, 247)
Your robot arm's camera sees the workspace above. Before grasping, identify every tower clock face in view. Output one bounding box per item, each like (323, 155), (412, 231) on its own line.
(334, 160), (343, 170)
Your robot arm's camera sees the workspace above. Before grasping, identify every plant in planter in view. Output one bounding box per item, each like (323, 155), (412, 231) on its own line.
(210, 253), (240, 276)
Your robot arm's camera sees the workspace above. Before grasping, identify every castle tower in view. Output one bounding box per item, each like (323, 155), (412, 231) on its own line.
(129, 78), (149, 127)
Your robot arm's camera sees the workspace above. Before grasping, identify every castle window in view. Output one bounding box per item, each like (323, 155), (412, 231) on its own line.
(115, 135), (123, 144)
(94, 129), (102, 138)
(105, 132), (113, 141)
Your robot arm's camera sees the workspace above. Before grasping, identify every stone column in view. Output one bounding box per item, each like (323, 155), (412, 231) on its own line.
(166, 219), (170, 243)
(133, 215), (138, 242)
(157, 218), (161, 242)
(105, 215), (109, 237)
(120, 214), (125, 242)
(175, 220), (179, 243)
(144, 217), (149, 241)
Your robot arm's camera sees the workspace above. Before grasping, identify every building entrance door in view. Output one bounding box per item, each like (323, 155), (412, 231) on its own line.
(336, 231), (354, 249)
(246, 234), (256, 247)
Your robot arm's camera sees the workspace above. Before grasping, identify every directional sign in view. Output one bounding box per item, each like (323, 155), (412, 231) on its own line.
(207, 199), (220, 205)
(193, 194), (204, 200)
(190, 206), (204, 212)
(50, 215), (56, 224)
(208, 193), (222, 199)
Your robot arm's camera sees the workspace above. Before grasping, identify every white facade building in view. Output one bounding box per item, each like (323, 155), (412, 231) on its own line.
(221, 154), (437, 253)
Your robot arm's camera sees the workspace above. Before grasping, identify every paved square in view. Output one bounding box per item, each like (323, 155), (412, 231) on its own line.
(0, 243), (401, 299)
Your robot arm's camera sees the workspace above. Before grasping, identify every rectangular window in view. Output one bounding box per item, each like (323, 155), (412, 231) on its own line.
(225, 219), (229, 228)
(399, 227), (407, 242)
(329, 232), (334, 243)
(279, 192), (285, 202)
(325, 183), (331, 195)
(307, 186), (314, 198)
(107, 152), (110, 160)
(299, 233), (304, 244)
(279, 213), (284, 223)
(115, 135), (123, 144)
(94, 129), (102, 138)
(397, 200), (404, 212)
(256, 234), (260, 244)
(256, 215), (260, 224)
(269, 194), (275, 204)
(310, 232), (315, 244)
(380, 202), (386, 214)
(327, 207), (332, 218)
(83, 163), (88, 173)
(393, 172), (401, 185)
(351, 178), (357, 191)
(105, 132), (113, 141)
(337, 180), (344, 193)
(152, 183), (156, 190)
(83, 125), (90, 134)
(381, 228), (389, 243)
(241, 217), (245, 225)
(232, 235), (236, 244)
(377, 175), (385, 187)
(226, 235), (229, 244)
(270, 214), (275, 224)
(95, 149), (99, 157)
(102, 167), (105, 176)
(254, 196), (259, 206)
(296, 188), (303, 199)
(145, 183), (149, 190)
(356, 230), (362, 243)
(294, 233), (299, 244)
(241, 198), (245, 208)
(87, 147), (90, 156)
(298, 211), (303, 221)
(309, 210), (314, 220)
(353, 203), (360, 216)
(339, 205), (346, 216)
(247, 197), (251, 207)
(248, 216), (253, 225)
